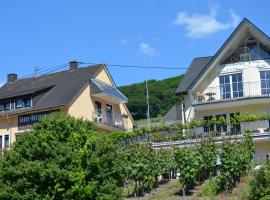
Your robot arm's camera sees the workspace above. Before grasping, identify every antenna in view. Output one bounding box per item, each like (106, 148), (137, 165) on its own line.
(34, 66), (41, 77)
(144, 56), (151, 131)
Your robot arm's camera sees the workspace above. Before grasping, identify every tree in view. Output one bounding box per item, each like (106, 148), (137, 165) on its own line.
(119, 76), (183, 120)
(0, 113), (126, 200)
(124, 144), (155, 196)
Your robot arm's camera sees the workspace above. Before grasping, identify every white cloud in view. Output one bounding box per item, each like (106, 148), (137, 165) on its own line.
(120, 38), (130, 45)
(139, 42), (155, 57)
(229, 9), (240, 27)
(174, 6), (240, 38)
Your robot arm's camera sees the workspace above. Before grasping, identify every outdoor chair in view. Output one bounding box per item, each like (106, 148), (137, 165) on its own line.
(196, 92), (205, 102)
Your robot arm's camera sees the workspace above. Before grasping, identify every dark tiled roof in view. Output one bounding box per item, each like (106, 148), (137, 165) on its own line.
(0, 64), (103, 114)
(164, 104), (182, 123)
(175, 56), (213, 94)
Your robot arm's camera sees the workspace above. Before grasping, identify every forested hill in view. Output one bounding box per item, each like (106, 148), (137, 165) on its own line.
(119, 75), (183, 120)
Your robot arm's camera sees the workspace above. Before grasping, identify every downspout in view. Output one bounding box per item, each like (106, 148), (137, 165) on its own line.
(181, 94), (187, 124)
(5, 114), (12, 148)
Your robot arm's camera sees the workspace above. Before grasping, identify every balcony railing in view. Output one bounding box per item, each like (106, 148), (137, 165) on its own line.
(222, 47), (270, 64)
(192, 81), (270, 105)
(93, 108), (128, 130)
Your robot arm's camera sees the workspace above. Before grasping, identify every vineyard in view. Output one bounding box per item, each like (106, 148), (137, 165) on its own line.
(0, 113), (268, 199)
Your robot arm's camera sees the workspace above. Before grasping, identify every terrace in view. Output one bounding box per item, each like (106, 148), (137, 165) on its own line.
(192, 81), (270, 106)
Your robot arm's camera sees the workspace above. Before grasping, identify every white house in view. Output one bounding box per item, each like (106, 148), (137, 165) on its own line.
(175, 19), (270, 159)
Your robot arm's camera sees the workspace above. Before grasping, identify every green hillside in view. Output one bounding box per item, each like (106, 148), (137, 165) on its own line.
(119, 75), (183, 120)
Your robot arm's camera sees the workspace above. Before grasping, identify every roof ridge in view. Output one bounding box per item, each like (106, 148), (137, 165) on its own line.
(16, 64), (103, 82)
(193, 56), (213, 59)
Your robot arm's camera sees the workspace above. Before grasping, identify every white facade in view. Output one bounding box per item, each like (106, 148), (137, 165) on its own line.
(180, 20), (270, 136)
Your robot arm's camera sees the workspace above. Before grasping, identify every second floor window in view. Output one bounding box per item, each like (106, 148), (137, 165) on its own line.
(260, 71), (270, 95)
(219, 73), (243, 99)
(15, 99), (23, 108)
(0, 101), (11, 111)
(232, 73), (243, 98)
(15, 98), (32, 109)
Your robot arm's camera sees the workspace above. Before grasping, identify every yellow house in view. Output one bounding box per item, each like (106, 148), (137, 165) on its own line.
(0, 61), (135, 149)
(175, 18), (270, 160)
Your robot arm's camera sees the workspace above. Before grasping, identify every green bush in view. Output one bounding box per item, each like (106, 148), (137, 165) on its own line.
(198, 176), (223, 197)
(249, 164), (270, 200)
(0, 113), (126, 200)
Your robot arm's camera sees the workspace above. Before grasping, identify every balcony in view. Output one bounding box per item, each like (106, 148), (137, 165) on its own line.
(222, 46), (270, 64)
(93, 108), (128, 131)
(192, 81), (270, 109)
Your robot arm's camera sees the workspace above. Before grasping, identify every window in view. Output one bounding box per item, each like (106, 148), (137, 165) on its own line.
(216, 114), (227, 133)
(15, 99), (23, 108)
(4, 101), (11, 110)
(219, 75), (231, 99)
(203, 116), (214, 133)
(0, 104), (4, 111)
(4, 135), (9, 148)
(230, 113), (241, 134)
(203, 114), (227, 133)
(219, 73), (243, 99)
(232, 73), (243, 98)
(18, 110), (58, 130)
(15, 97), (32, 109)
(94, 101), (102, 114)
(260, 71), (270, 95)
(24, 98), (32, 107)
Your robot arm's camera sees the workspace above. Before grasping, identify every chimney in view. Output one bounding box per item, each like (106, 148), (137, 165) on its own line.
(69, 60), (78, 70)
(7, 73), (18, 82)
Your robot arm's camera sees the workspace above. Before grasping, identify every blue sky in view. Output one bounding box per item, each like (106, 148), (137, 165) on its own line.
(0, 0), (269, 86)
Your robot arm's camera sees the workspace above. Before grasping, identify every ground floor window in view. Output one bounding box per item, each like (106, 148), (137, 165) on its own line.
(203, 116), (214, 133)
(203, 114), (227, 133)
(230, 113), (241, 134)
(216, 114), (227, 132)
(0, 134), (10, 152)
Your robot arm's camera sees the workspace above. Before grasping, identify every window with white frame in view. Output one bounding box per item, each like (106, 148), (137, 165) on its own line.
(0, 134), (10, 151)
(219, 75), (231, 99)
(232, 73), (243, 98)
(219, 73), (243, 99)
(260, 71), (270, 95)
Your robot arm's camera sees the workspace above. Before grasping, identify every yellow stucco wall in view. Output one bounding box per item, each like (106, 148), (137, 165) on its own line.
(68, 84), (94, 121)
(67, 68), (134, 130)
(95, 68), (113, 85)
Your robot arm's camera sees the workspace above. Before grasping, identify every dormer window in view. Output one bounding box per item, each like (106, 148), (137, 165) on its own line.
(15, 97), (32, 109)
(24, 98), (32, 107)
(15, 99), (23, 108)
(4, 102), (10, 110)
(0, 104), (4, 111)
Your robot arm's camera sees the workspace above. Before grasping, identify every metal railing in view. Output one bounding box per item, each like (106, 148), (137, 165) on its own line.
(93, 108), (128, 130)
(150, 119), (270, 143)
(193, 81), (270, 105)
(222, 47), (270, 64)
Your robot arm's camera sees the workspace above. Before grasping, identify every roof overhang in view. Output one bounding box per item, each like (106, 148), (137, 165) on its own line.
(90, 78), (128, 104)
(189, 18), (270, 92)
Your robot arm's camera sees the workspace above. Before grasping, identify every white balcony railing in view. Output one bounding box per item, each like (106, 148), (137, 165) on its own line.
(192, 81), (270, 105)
(93, 109), (127, 130)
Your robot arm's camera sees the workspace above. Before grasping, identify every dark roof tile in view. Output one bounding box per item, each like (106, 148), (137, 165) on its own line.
(0, 64), (103, 113)
(175, 56), (212, 94)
